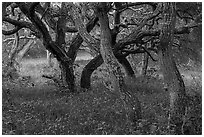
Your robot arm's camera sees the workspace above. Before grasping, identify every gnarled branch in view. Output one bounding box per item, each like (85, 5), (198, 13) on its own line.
(119, 2), (158, 13)
(70, 3), (100, 52)
(2, 26), (22, 35)
(3, 16), (40, 37)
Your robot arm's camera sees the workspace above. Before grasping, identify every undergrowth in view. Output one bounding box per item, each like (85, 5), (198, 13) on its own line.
(2, 59), (202, 135)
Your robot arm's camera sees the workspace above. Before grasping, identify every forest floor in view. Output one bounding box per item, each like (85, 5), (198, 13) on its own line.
(2, 58), (202, 135)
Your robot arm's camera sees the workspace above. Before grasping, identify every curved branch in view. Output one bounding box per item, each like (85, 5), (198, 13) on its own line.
(122, 48), (145, 56)
(119, 2), (158, 13)
(115, 4), (162, 50)
(40, 5), (49, 20)
(3, 17), (25, 26)
(141, 46), (157, 61)
(70, 3), (100, 52)
(116, 9), (160, 29)
(2, 26), (22, 35)
(35, 3), (56, 30)
(67, 16), (99, 62)
(114, 21), (201, 52)
(18, 2), (69, 61)
(80, 51), (136, 89)
(3, 16), (40, 37)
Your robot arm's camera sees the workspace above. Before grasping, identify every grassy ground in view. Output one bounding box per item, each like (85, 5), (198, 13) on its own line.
(2, 58), (202, 135)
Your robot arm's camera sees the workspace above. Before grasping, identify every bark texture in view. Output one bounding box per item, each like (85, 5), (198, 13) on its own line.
(159, 2), (186, 134)
(56, 2), (72, 88)
(141, 52), (149, 75)
(80, 55), (103, 89)
(8, 32), (20, 67)
(18, 3), (76, 92)
(80, 2), (134, 89)
(6, 13), (21, 77)
(96, 3), (141, 125)
(16, 39), (34, 62)
(80, 54), (135, 89)
(67, 17), (99, 63)
(17, 3), (98, 92)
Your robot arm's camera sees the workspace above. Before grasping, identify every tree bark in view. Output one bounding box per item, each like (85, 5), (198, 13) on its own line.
(98, 8), (123, 92)
(80, 3), (135, 89)
(16, 39), (34, 62)
(6, 31), (20, 79)
(45, 21), (52, 67)
(8, 31), (20, 67)
(58, 9), (99, 91)
(81, 54), (103, 89)
(80, 54), (135, 89)
(118, 57), (135, 77)
(12, 3), (99, 93)
(18, 3), (77, 92)
(67, 16), (99, 63)
(111, 3), (135, 78)
(6, 13), (21, 77)
(159, 3), (186, 134)
(96, 3), (141, 124)
(70, 4), (100, 53)
(46, 50), (52, 66)
(141, 52), (149, 75)
(56, 4), (99, 92)
(56, 2), (69, 87)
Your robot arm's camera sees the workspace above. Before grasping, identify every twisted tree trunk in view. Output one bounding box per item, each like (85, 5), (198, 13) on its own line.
(67, 17), (99, 62)
(80, 2), (134, 89)
(96, 2), (141, 125)
(56, 2), (72, 88)
(80, 54), (135, 89)
(80, 54), (103, 89)
(18, 3), (76, 92)
(159, 3), (186, 134)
